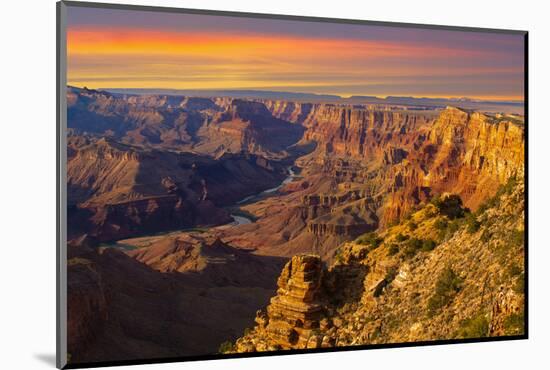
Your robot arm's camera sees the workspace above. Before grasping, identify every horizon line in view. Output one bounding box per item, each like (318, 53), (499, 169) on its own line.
(67, 85), (524, 104)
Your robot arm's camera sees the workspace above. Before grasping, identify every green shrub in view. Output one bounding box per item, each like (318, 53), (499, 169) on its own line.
(218, 341), (234, 353)
(513, 273), (525, 294)
(481, 230), (492, 243)
(476, 194), (500, 216)
(438, 218), (462, 241)
(432, 194), (465, 219)
(356, 232), (383, 249)
(427, 267), (463, 316)
(388, 244), (399, 256)
(477, 200), (491, 215)
(510, 230), (525, 247)
(498, 176), (518, 197)
(504, 311), (525, 335)
(465, 212), (481, 234)
(408, 220), (418, 231)
(430, 195), (443, 208)
(385, 267), (398, 283)
(421, 239), (437, 252)
(447, 220), (461, 233)
(505, 263), (522, 279)
(434, 218), (448, 230)
(456, 313), (489, 338)
(396, 233), (408, 242)
(404, 238), (423, 258)
(374, 268), (398, 297)
(424, 205), (438, 218)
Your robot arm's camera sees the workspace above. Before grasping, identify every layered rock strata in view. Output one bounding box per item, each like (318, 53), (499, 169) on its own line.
(232, 175), (525, 351)
(235, 255), (325, 351)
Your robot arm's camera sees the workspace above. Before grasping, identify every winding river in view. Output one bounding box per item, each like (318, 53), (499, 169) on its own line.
(229, 167), (297, 225)
(101, 167), (298, 249)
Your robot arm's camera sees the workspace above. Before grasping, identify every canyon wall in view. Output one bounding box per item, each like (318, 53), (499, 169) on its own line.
(266, 102), (524, 224)
(68, 87), (525, 255)
(222, 102), (524, 261)
(232, 174), (525, 351)
(67, 136), (286, 242)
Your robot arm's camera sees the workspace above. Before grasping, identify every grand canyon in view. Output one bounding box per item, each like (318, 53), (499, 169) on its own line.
(63, 5), (526, 366)
(66, 86), (525, 364)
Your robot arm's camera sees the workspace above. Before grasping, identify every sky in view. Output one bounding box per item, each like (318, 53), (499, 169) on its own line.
(66, 6), (525, 101)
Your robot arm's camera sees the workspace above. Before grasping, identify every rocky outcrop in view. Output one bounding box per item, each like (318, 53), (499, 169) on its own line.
(307, 213), (375, 238)
(234, 255), (325, 351)
(489, 287), (524, 336)
(299, 189), (378, 238)
(262, 100), (313, 124)
(232, 174), (525, 352)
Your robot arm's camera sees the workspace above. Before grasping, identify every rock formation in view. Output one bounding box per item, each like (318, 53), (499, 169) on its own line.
(66, 88), (525, 362)
(235, 255), (325, 351)
(219, 104), (524, 260)
(231, 173), (525, 352)
(67, 136), (286, 242)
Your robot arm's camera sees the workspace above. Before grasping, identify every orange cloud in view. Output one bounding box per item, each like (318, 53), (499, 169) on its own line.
(67, 27), (492, 59)
(66, 26), (523, 100)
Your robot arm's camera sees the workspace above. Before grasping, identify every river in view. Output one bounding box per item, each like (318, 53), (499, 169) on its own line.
(100, 167), (298, 249)
(229, 166), (297, 225)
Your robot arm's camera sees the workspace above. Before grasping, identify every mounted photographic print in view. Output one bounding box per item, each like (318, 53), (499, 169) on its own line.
(56, 1), (528, 368)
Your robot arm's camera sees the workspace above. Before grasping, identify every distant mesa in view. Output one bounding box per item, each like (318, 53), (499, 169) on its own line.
(73, 86), (523, 115)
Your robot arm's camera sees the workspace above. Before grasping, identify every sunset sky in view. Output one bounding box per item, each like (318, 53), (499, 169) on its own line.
(67, 6), (525, 101)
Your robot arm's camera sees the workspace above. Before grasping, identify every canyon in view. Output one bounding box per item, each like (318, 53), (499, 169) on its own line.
(66, 86), (524, 364)
(232, 173), (525, 351)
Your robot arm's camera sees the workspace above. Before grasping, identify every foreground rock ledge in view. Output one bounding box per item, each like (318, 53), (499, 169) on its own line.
(235, 254), (326, 351)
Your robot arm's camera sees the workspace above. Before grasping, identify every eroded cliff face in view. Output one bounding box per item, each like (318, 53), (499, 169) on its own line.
(71, 93), (524, 251)
(196, 99), (305, 157)
(220, 104), (524, 260)
(67, 88), (305, 158)
(67, 136), (286, 242)
(68, 90), (524, 228)
(423, 108), (524, 207)
(231, 174), (525, 352)
(296, 105), (524, 222)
